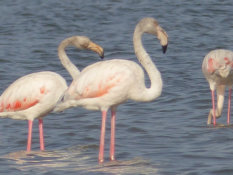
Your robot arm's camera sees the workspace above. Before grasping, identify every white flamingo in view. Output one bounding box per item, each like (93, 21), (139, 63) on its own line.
(54, 17), (168, 163)
(202, 49), (233, 126)
(0, 36), (104, 151)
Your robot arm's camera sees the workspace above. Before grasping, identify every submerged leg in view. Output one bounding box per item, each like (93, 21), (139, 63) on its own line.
(27, 120), (33, 151)
(99, 111), (107, 163)
(39, 119), (45, 151)
(110, 110), (116, 161)
(227, 88), (232, 125)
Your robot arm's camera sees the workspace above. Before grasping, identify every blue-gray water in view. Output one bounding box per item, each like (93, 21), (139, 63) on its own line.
(0, 1), (233, 174)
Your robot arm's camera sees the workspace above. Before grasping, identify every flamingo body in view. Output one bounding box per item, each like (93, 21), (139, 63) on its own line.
(55, 17), (168, 163)
(0, 71), (67, 120)
(64, 59), (145, 111)
(202, 49), (233, 125)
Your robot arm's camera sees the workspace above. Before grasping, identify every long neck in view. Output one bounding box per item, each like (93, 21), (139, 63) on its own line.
(133, 28), (163, 101)
(58, 38), (80, 80)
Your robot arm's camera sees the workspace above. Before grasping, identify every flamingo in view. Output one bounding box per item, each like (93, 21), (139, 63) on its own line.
(0, 36), (104, 151)
(202, 49), (233, 126)
(54, 17), (168, 163)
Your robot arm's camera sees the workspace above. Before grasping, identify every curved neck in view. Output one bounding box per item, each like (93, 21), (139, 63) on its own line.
(133, 28), (163, 101)
(58, 38), (80, 80)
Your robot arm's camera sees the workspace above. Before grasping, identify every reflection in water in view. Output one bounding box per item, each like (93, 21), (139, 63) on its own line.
(2, 145), (159, 174)
(91, 158), (158, 174)
(3, 146), (91, 172)
(207, 123), (233, 128)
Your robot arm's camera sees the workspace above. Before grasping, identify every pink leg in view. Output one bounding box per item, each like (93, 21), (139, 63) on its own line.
(227, 88), (232, 125)
(211, 90), (216, 126)
(99, 111), (107, 163)
(110, 110), (116, 161)
(39, 119), (45, 151)
(27, 120), (33, 151)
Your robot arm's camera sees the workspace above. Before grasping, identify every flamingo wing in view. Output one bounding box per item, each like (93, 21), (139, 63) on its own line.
(0, 78), (48, 112)
(68, 60), (136, 100)
(0, 72), (67, 113)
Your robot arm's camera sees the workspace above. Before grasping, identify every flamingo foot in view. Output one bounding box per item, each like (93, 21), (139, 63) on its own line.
(99, 158), (104, 164)
(110, 155), (115, 161)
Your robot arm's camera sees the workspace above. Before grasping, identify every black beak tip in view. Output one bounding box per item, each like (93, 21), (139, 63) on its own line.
(100, 52), (104, 59)
(162, 45), (168, 54)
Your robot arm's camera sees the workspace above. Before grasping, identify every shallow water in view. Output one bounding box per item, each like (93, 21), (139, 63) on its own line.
(0, 1), (233, 174)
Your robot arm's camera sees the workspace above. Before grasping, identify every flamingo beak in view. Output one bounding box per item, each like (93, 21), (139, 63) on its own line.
(88, 42), (104, 59)
(99, 51), (104, 59)
(162, 45), (167, 54)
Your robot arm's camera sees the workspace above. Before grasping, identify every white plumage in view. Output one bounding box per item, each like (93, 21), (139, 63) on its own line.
(202, 49), (233, 125)
(54, 17), (168, 163)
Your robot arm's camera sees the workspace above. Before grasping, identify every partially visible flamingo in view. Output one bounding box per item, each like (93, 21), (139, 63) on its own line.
(202, 49), (233, 126)
(0, 36), (104, 151)
(54, 17), (168, 163)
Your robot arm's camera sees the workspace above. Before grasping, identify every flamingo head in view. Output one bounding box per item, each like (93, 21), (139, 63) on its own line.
(137, 17), (168, 54)
(71, 36), (104, 59)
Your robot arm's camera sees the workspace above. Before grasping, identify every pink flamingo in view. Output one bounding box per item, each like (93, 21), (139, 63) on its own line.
(0, 36), (104, 151)
(202, 49), (233, 126)
(54, 17), (168, 163)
